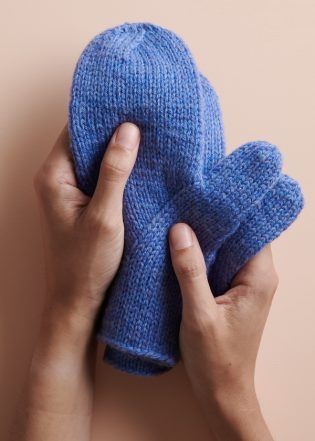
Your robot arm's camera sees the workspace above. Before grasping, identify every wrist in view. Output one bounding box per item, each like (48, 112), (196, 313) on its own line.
(196, 374), (257, 414)
(31, 298), (97, 374)
(210, 381), (258, 416)
(24, 297), (97, 418)
(47, 282), (102, 327)
(196, 380), (272, 441)
(46, 274), (106, 319)
(45, 297), (96, 337)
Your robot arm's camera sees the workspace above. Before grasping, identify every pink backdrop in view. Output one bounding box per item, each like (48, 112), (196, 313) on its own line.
(1, 1), (314, 440)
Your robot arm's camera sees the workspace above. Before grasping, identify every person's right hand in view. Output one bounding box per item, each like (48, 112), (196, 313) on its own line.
(169, 223), (277, 441)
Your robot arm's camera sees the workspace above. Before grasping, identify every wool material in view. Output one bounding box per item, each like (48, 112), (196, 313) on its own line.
(69, 23), (304, 376)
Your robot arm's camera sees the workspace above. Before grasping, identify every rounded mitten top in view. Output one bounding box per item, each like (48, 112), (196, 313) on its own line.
(69, 23), (225, 242)
(69, 23), (304, 376)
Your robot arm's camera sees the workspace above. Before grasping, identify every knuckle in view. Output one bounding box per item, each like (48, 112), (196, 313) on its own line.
(33, 166), (55, 196)
(102, 145), (131, 182)
(258, 270), (279, 300)
(183, 311), (216, 338)
(242, 269), (279, 303)
(242, 284), (257, 298)
(267, 269), (279, 297)
(33, 170), (42, 192)
(102, 217), (122, 235)
(88, 211), (122, 235)
(177, 259), (206, 281)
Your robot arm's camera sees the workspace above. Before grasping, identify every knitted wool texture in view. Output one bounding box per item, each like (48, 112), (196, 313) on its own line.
(69, 23), (304, 376)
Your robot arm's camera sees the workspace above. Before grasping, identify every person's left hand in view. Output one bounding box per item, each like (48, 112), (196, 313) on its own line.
(34, 122), (140, 322)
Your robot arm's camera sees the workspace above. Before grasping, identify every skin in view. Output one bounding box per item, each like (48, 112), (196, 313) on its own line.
(10, 122), (277, 441)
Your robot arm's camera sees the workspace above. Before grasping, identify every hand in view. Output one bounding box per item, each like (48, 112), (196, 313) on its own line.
(34, 122), (140, 322)
(169, 223), (277, 441)
(10, 123), (140, 441)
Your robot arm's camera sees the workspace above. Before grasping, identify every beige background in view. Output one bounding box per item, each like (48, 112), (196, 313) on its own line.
(1, 0), (315, 440)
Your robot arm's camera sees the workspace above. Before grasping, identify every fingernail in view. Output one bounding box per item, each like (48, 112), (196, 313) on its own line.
(170, 224), (193, 250)
(115, 122), (140, 150)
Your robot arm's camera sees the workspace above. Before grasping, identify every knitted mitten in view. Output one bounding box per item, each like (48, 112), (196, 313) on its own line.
(69, 23), (303, 376)
(199, 76), (304, 295)
(209, 174), (304, 295)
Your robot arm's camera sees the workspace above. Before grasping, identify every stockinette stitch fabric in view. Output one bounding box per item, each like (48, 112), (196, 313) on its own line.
(69, 23), (304, 376)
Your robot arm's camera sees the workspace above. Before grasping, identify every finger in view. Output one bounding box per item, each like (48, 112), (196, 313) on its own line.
(48, 125), (72, 161)
(34, 125), (84, 206)
(169, 223), (217, 317)
(42, 125), (77, 185)
(228, 244), (279, 303)
(89, 122), (140, 218)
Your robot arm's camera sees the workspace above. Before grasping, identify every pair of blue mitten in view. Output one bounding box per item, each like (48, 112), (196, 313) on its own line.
(69, 23), (304, 376)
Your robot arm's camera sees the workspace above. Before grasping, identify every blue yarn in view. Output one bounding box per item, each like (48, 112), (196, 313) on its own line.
(69, 23), (304, 376)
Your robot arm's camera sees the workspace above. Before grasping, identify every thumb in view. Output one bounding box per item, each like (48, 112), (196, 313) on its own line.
(88, 122), (140, 219)
(169, 223), (217, 319)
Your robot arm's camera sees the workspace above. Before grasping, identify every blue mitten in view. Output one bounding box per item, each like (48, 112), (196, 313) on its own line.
(199, 75), (304, 295)
(69, 23), (303, 376)
(209, 174), (304, 295)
